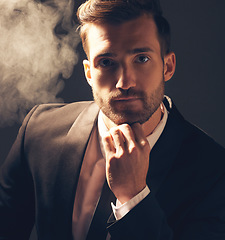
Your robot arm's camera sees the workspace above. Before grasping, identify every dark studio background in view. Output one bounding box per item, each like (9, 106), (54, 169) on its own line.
(0, 1), (224, 239)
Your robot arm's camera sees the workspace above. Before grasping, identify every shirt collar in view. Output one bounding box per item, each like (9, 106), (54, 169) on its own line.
(146, 103), (168, 149)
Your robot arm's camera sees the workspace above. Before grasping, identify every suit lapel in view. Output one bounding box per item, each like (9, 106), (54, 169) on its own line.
(51, 102), (100, 238)
(148, 99), (189, 194)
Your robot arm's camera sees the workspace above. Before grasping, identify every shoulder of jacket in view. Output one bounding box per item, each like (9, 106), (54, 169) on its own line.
(27, 101), (95, 121)
(22, 101), (97, 141)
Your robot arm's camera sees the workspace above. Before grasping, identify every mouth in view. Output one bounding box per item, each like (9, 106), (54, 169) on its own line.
(111, 97), (144, 111)
(113, 96), (142, 102)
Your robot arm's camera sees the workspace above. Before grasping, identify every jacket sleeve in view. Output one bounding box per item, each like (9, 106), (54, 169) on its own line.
(0, 106), (38, 240)
(107, 193), (173, 240)
(107, 174), (225, 240)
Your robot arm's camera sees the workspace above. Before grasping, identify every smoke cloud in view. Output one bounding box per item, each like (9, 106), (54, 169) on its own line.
(0, 0), (80, 126)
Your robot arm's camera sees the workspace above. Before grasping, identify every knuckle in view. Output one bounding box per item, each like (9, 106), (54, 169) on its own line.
(110, 127), (121, 136)
(115, 147), (126, 158)
(141, 140), (149, 147)
(107, 148), (125, 161)
(102, 133), (111, 142)
(129, 144), (138, 155)
(119, 123), (131, 132)
(139, 139), (150, 150)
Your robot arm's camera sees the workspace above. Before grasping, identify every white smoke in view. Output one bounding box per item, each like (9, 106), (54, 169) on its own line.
(0, 0), (80, 126)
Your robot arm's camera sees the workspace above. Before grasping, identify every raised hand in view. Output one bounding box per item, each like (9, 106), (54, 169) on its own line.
(102, 123), (150, 204)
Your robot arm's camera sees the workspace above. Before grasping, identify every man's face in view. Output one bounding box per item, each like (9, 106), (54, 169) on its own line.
(83, 15), (173, 126)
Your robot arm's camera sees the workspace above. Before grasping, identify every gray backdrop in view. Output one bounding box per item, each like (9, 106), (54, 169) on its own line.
(0, 1), (224, 238)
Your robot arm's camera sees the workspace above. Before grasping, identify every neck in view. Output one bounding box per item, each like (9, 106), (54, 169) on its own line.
(142, 106), (163, 136)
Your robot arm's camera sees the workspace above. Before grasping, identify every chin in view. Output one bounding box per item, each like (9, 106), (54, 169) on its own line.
(111, 112), (151, 126)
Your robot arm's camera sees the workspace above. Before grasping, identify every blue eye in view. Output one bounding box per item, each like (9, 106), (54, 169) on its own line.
(99, 58), (114, 67)
(136, 55), (150, 63)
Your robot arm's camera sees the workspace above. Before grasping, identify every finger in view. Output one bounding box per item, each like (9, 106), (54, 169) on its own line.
(131, 123), (149, 148)
(102, 132), (115, 153)
(117, 124), (136, 149)
(109, 127), (125, 151)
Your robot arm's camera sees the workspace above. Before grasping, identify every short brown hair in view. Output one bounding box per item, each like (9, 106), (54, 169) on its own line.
(77, 0), (171, 57)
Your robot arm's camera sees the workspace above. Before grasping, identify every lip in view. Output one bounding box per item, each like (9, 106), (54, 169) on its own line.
(113, 97), (141, 101)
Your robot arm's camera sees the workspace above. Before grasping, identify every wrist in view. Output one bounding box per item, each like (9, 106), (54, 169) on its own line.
(116, 184), (147, 204)
(112, 185), (150, 220)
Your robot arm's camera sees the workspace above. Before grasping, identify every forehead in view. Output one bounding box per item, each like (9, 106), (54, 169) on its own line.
(85, 15), (161, 59)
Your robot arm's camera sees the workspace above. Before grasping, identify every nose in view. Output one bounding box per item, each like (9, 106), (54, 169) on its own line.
(116, 65), (136, 90)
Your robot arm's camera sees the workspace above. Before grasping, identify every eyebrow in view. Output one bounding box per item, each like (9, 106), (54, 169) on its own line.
(96, 52), (117, 58)
(128, 47), (154, 54)
(95, 47), (154, 59)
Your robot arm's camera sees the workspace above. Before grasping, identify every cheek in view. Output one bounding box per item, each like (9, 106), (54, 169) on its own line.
(139, 64), (164, 86)
(91, 69), (116, 89)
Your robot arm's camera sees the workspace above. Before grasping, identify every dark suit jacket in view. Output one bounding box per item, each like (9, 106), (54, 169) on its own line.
(0, 98), (225, 240)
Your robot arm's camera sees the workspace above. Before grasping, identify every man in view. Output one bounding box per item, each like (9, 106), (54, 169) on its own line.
(0, 0), (225, 239)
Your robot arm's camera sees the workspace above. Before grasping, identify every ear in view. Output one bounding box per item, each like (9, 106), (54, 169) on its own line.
(163, 52), (176, 82)
(83, 59), (92, 86)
